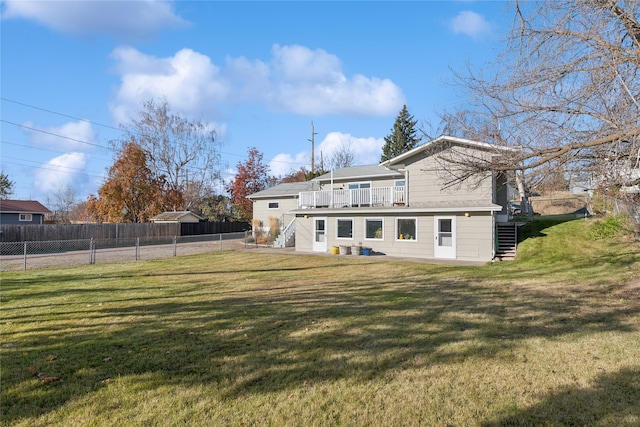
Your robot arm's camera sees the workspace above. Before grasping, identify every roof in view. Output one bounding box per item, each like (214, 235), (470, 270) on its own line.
(248, 136), (514, 200)
(150, 211), (204, 221)
(0, 199), (51, 214)
(381, 135), (518, 167)
(247, 181), (319, 199)
(313, 164), (404, 182)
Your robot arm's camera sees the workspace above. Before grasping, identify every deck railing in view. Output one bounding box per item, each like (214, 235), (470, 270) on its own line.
(298, 186), (405, 208)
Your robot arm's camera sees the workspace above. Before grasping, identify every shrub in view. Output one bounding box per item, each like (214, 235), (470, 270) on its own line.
(268, 216), (280, 242)
(589, 214), (628, 240)
(252, 219), (265, 243)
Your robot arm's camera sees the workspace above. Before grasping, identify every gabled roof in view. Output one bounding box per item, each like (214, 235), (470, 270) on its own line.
(380, 135), (517, 167)
(313, 164), (404, 182)
(247, 181), (319, 199)
(150, 211), (204, 221)
(249, 136), (514, 199)
(0, 199), (51, 214)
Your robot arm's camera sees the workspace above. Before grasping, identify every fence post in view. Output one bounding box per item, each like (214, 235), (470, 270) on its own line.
(135, 237), (140, 261)
(244, 231), (247, 249)
(173, 236), (177, 257)
(23, 241), (27, 271)
(90, 238), (94, 265)
(219, 233), (223, 251)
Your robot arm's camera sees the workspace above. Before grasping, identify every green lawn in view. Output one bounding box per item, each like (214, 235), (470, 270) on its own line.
(1, 217), (639, 426)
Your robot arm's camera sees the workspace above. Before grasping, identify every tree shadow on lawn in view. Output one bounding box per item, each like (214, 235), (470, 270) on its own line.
(1, 267), (639, 424)
(517, 214), (583, 242)
(481, 367), (640, 426)
(0, 262), (347, 306)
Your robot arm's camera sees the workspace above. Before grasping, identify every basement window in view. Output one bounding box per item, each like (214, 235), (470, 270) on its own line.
(337, 218), (353, 239)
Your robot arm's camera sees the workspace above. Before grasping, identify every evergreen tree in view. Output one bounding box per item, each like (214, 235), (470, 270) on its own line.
(0, 170), (15, 199)
(380, 105), (421, 162)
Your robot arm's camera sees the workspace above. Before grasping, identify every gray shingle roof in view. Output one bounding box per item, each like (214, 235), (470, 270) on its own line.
(313, 165), (403, 182)
(247, 181), (319, 199)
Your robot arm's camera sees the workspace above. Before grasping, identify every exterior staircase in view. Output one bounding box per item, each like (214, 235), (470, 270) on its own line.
(273, 218), (296, 248)
(495, 222), (518, 261)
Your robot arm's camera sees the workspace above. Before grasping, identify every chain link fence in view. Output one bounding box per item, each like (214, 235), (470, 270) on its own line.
(0, 232), (258, 272)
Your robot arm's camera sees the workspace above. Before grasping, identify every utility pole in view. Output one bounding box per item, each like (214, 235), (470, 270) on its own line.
(308, 121), (317, 173)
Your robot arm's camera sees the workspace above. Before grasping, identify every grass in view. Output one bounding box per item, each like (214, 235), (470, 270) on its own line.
(1, 216), (639, 426)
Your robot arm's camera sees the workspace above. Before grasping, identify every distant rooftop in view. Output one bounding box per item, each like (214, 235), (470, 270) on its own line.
(0, 199), (51, 214)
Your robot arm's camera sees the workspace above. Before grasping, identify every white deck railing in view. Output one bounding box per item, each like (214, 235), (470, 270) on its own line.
(298, 186), (406, 208)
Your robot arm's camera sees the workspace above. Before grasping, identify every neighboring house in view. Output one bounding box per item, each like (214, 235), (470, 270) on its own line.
(570, 158), (640, 196)
(0, 199), (51, 225)
(150, 211), (204, 223)
(249, 135), (517, 262)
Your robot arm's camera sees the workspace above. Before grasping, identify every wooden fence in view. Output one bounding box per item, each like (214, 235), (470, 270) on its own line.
(0, 221), (250, 242)
(180, 221), (250, 236)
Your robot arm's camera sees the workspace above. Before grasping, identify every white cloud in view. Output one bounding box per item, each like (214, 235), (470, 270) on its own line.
(271, 44), (344, 83)
(34, 153), (88, 194)
(449, 10), (491, 39)
(269, 132), (384, 177)
(317, 132), (384, 167)
(1, 0), (188, 40)
(110, 47), (230, 124)
(265, 45), (404, 115)
(24, 120), (98, 152)
(109, 44), (405, 123)
(269, 152), (309, 178)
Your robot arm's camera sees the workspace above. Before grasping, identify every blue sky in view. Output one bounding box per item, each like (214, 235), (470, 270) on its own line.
(1, 0), (510, 202)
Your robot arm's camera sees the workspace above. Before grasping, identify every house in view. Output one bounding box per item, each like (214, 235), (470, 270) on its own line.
(0, 199), (51, 225)
(150, 211), (204, 224)
(249, 135), (517, 262)
(247, 181), (319, 246)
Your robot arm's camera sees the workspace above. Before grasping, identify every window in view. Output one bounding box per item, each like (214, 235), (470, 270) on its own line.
(365, 218), (383, 240)
(395, 179), (405, 187)
(315, 219), (326, 243)
(268, 202), (279, 209)
(396, 218), (417, 240)
(348, 182), (371, 207)
(348, 182), (371, 190)
(19, 214), (32, 222)
(438, 218), (453, 247)
(337, 218), (353, 239)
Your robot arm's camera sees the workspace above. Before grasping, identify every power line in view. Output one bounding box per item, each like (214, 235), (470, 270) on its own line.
(0, 139), (113, 161)
(2, 97), (312, 166)
(1, 97), (123, 132)
(1, 157), (107, 179)
(1, 120), (111, 150)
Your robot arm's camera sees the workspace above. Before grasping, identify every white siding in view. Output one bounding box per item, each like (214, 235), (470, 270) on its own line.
(252, 198), (298, 231)
(294, 212), (495, 262)
(404, 148), (493, 203)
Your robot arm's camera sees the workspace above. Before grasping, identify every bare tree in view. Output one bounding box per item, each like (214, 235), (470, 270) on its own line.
(48, 184), (77, 223)
(117, 98), (221, 211)
(328, 137), (355, 170)
(437, 0), (640, 196)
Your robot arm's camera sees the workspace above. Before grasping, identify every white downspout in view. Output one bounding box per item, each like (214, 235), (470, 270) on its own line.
(330, 169), (334, 208)
(395, 168), (409, 206)
(402, 169), (409, 207)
